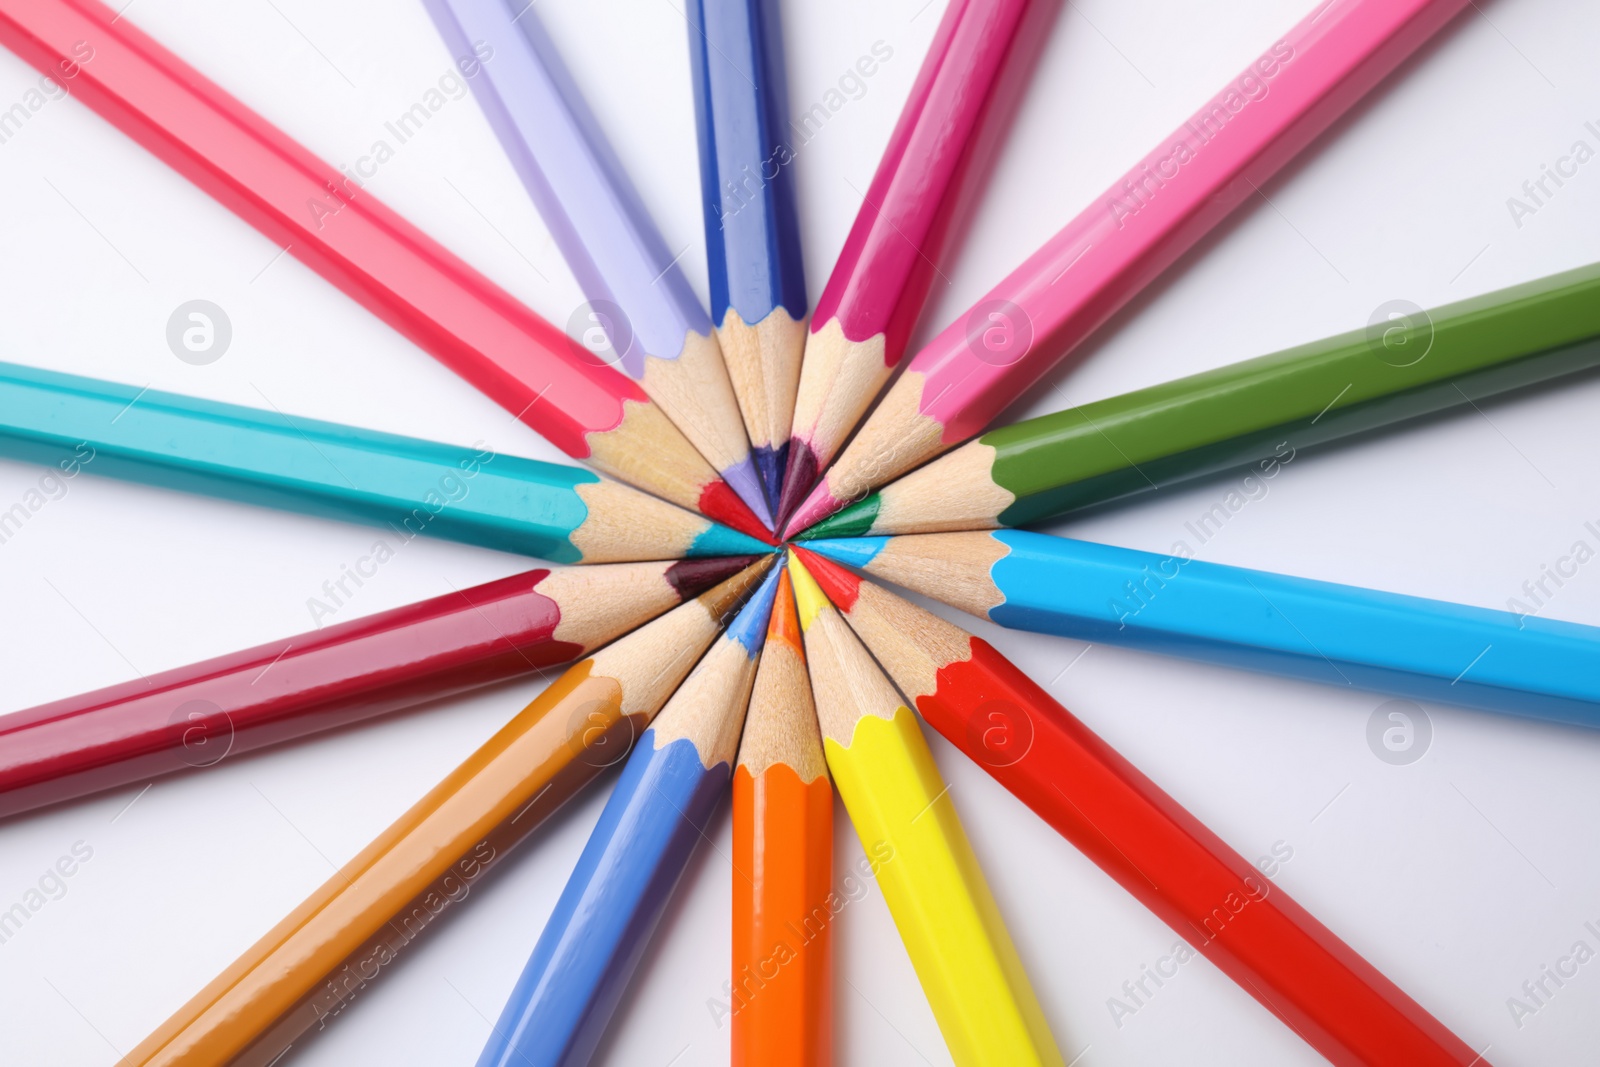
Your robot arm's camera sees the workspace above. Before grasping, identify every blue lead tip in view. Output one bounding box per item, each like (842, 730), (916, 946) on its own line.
(724, 563), (783, 658)
(795, 536), (888, 570)
(751, 442), (787, 519)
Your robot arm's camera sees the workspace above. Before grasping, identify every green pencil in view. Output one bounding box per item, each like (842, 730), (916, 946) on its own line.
(801, 262), (1600, 538)
(0, 362), (769, 563)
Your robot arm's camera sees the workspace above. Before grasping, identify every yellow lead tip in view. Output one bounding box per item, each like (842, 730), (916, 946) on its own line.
(785, 548), (831, 632)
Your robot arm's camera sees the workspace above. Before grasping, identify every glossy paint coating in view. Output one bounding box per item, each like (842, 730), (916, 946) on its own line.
(810, 531), (1600, 727)
(731, 569), (831, 1067)
(479, 572), (779, 1067)
(120, 660), (651, 1066)
(811, 0), (1031, 359)
(823, 706), (1061, 1067)
(907, 0), (1474, 440)
(685, 0), (807, 329)
(425, 0), (772, 527)
(426, 0), (713, 379)
(0, 362), (767, 561)
(921, 641), (1484, 1066)
(477, 732), (729, 1067)
(0, 557), (752, 821)
(0, 0), (644, 458)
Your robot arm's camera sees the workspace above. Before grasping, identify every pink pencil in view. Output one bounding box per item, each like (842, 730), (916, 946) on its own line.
(786, 0), (1471, 535)
(774, 0), (1038, 527)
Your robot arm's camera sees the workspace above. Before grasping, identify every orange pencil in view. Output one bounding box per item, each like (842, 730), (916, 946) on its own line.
(730, 569), (832, 1066)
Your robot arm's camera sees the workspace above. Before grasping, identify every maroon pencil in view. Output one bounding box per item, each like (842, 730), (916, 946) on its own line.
(0, 557), (753, 818)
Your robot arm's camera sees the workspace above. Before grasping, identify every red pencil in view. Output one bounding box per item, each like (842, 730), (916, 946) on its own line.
(0, 0), (769, 541)
(0, 557), (754, 819)
(791, 546), (1486, 1067)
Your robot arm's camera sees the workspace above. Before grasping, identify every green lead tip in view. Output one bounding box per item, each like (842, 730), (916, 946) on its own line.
(688, 521), (779, 558)
(793, 493), (880, 541)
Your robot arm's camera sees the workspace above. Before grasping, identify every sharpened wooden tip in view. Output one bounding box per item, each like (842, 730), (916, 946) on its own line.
(541, 560), (698, 652)
(820, 368), (946, 504)
(591, 556), (770, 720)
(737, 570), (828, 782)
(789, 553), (904, 746)
(863, 533), (1011, 619)
(837, 579), (975, 706)
(700, 554), (779, 626)
(586, 396), (721, 513)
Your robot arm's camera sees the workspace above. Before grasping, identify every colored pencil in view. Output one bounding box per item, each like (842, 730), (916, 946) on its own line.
(785, 0), (1473, 534)
(806, 531), (1600, 727)
(0, 0), (771, 542)
(777, 0), (1036, 527)
(425, 0), (773, 529)
(786, 551), (1063, 1067)
(686, 0), (808, 513)
(479, 565), (781, 1067)
(805, 262), (1600, 538)
(794, 546), (1485, 1066)
(119, 558), (774, 1067)
(0, 557), (757, 821)
(730, 568), (831, 1067)
(0, 362), (770, 563)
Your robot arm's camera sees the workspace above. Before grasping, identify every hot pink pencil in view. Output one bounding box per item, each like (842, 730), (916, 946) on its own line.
(786, 0), (1471, 535)
(775, 0), (1036, 528)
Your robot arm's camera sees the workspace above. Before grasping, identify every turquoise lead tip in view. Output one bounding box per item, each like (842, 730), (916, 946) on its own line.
(688, 521), (777, 558)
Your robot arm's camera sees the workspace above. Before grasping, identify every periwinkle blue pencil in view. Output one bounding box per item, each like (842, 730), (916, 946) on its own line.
(806, 531), (1600, 729)
(477, 564), (781, 1067)
(0, 361), (768, 563)
(686, 0), (808, 513)
(425, 0), (773, 529)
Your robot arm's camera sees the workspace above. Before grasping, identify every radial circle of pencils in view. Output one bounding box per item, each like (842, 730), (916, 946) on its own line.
(792, 546), (1484, 1066)
(784, 0), (1475, 535)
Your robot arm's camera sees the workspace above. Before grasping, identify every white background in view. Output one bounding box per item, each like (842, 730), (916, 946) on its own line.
(0, 0), (1597, 1063)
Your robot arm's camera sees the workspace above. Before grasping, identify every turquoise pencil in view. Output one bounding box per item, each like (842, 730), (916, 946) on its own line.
(806, 531), (1600, 729)
(0, 362), (767, 563)
(477, 563), (781, 1067)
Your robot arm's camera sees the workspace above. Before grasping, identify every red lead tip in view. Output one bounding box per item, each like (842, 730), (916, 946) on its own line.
(789, 545), (861, 612)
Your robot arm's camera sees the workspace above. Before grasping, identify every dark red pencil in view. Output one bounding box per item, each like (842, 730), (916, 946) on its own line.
(0, 557), (753, 819)
(0, 0), (770, 541)
(792, 546), (1486, 1067)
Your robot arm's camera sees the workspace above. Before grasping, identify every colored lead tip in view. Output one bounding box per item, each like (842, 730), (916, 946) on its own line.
(773, 437), (821, 533)
(700, 478), (780, 544)
(779, 478), (846, 541)
(724, 560), (785, 658)
(751, 442), (789, 520)
(793, 491), (879, 541)
(790, 536), (889, 573)
(721, 456), (777, 532)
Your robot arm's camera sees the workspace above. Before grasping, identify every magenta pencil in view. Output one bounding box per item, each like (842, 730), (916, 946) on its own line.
(776, 0), (1036, 527)
(786, 0), (1472, 534)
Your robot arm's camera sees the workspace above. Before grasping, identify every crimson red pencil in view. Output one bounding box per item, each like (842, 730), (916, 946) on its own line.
(0, 0), (769, 541)
(792, 546), (1486, 1067)
(0, 557), (753, 819)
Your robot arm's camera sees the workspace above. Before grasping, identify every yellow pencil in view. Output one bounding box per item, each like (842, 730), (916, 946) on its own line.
(785, 550), (1064, 1067)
